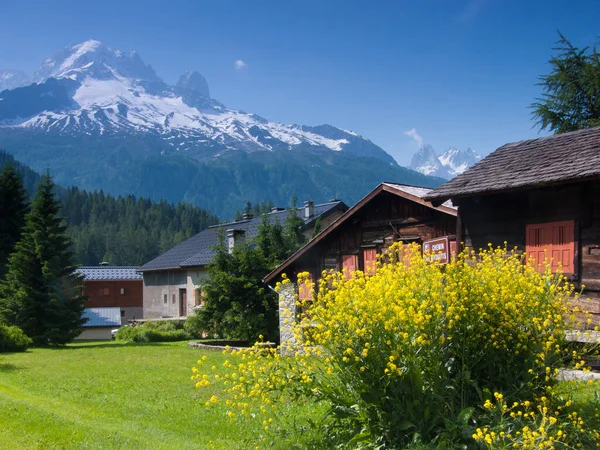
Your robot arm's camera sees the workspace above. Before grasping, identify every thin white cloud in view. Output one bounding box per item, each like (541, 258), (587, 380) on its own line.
(404, 128), (424, 147)
(234, 60), (247, 70)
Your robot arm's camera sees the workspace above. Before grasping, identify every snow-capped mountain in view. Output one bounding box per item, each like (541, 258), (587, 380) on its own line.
(0, 69), (31, 92)
(409, 145), (450, 179)
(0, 40), (394, 164)
(31, 39), (161, 83)
(410, 145), (480, 179)
(0, 40), (444, 218)
(438, 147), (481, 177)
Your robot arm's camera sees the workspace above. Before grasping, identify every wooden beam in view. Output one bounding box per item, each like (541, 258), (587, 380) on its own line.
(456, 208), (464, 255)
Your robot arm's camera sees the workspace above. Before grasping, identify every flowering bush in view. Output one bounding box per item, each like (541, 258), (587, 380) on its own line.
(193, 244), (598, 448)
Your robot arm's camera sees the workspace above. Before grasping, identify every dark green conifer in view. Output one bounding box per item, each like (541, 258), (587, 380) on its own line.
(0, 163), (28, 277)
(0, 173), (86, 345)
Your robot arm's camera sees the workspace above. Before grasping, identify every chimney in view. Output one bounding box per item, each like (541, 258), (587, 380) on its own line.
(304, 200), (315, 219)
(271, 207), (285, 213)
(226, 229), (245, 254)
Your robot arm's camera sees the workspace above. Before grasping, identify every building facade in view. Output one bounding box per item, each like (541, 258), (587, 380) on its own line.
(78, 266), (143, 323)
(139, 200), (348, 319)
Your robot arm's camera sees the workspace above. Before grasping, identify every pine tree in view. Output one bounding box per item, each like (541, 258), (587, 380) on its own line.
(0, 164), (28, 277)
(196, 232), (277, 342)
(0, 173), (86, 345)
(283, 196), (306, 256)
(532, 32), (600, 133)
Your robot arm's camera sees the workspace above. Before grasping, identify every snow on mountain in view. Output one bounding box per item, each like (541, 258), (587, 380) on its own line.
(409, 145), (449, 179)
(410, 145), (480, 179)
(0, 69), (31, 91)
(0, 40), (395, 164)
(32, 40), (161, 83)
(438, 147), (481, 176)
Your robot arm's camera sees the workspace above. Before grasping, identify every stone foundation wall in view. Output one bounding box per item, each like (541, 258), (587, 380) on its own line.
(278, 283), (297, 354)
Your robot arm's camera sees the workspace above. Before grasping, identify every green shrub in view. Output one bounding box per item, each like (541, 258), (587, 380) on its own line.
(115, 321), (190, 343)
(184, 312), (205, 339)
(0, 324), (32, 352)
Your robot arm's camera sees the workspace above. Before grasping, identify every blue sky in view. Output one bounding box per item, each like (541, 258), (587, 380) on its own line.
(1, 0), (599, 165)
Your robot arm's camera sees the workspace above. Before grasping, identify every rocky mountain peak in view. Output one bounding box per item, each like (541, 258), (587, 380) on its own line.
(410, 144), (481, 179)
(0, 69), (31, 91)
(176, 71), (210, 98)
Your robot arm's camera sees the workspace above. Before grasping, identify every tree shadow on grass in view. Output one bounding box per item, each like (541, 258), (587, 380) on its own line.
(32, 340), (192, 351)
(0, 362), (22, 373)
(53, 341), (187, 350)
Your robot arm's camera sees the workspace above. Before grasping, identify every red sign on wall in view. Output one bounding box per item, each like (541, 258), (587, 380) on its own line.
(423, 237), (450, 264)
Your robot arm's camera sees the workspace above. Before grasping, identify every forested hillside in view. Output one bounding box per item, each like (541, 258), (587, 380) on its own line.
(0, 151), (219, 265)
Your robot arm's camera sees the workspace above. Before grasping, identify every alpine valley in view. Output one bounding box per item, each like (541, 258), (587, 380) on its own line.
(0, 40), (444, 218)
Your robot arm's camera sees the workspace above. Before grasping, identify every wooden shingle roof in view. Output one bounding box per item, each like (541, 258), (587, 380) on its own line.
(424, 127), (600, 203)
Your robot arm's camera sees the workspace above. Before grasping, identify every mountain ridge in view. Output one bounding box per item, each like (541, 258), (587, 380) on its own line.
(0, 39), (444, 218)
(410, 145), (481, 179)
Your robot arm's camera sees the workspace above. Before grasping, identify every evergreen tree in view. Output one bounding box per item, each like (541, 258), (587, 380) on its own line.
(196, 232), (278, 342)
(532, 32), (600, 134)
(0, 173), (86, 345)
(0, 164), (28, 277)
(256, 214), (287, 266)
(195, 201), (310, 343)
(283, 196), (306, 256)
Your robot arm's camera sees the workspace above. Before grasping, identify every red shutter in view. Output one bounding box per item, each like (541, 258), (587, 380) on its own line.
(449, 241), (457, 260)
(363, 249), (377, 276)
(342, 254), (358, 280)
(298, 273), (313, 301)
(526, 223), (549, 273)
(550, 220), (575, 275)
(526, 221), (575, 275)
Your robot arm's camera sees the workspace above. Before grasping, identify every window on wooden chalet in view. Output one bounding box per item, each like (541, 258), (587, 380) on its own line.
(341, 254), (358, 280)
(363, 248), (377, 276)
(102, 288), (110, 296)
(298, 273), (313, 301)
(526, 220), (575, 275)
(381, 244), (412, 268)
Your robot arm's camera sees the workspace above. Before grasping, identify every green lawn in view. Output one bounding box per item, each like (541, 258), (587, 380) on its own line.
(0, 341), (318, 450)
(2, 341), (599, 450)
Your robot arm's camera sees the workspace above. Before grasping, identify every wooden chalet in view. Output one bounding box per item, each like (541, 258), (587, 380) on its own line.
(264, 183), (457, 284)
(265, 182), (457, 344)
(424, 126), (600, 316)
(264, 183), (457, 287)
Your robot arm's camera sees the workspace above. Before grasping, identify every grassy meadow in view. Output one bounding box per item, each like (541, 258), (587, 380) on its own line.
(0, 341), (320, 450)
(1, 340), (599, 449)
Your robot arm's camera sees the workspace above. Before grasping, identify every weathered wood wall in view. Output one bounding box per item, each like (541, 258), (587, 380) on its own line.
(458, 181), (600, 322)
(285, 191), (456, 281)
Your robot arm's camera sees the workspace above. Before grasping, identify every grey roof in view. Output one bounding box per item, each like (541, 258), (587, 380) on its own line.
(138, 201), (347, 272)
(425, 127), (600, 202)
(77, 266), (143, 281)
(82, 307), (121, 327)
(383, 183), (456, 210)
